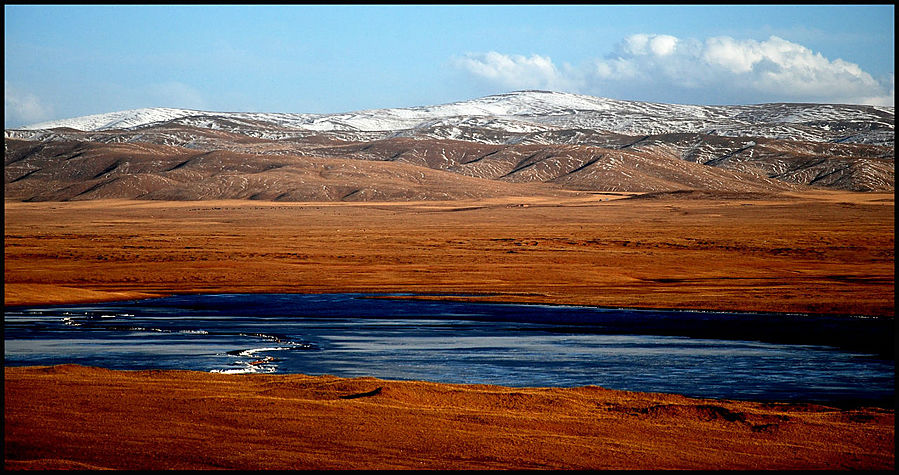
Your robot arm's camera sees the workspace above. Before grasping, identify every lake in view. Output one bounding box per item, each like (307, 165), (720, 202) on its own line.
(4, 293), (894, 407)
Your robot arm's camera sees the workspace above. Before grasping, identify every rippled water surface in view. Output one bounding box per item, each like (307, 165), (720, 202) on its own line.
(4, 293), (894, 407)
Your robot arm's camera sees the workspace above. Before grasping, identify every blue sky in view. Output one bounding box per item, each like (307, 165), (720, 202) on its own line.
(4, 4), (895, 127)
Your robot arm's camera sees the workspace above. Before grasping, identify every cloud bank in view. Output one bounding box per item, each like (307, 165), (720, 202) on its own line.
(451, 52), (580, 93)
(5, 81), (54, 128)
(454, 35), (894, 106)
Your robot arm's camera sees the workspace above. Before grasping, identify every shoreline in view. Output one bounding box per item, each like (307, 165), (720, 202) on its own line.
(4, 361), (894, 411)
(7, 287), (894, 318)
(4, 282), (895, 318)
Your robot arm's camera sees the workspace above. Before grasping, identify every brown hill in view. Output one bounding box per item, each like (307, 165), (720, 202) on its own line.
(5, 134), (810, 202)
(4, 138), (573, 202)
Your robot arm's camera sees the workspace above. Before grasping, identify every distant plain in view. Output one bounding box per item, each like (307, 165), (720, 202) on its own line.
(4, 191), (894, 317)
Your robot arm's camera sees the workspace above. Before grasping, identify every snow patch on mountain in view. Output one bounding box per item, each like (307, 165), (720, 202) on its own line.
(22, 107), (204, 132)
(11, 90), (894, 146)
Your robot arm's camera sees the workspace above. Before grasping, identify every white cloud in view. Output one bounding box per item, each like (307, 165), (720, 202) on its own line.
(622, 34), (678, 57)
(5, 81), (54, 128)
(702, 36), (763, 74)
(452, 52), (581, 92)
(454, 35), (894, 106)
(857, 74), (894, 108)
(649, 35), (678, 57)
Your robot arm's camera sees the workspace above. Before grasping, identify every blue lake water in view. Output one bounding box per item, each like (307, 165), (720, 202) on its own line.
(4, 293), (894, 407)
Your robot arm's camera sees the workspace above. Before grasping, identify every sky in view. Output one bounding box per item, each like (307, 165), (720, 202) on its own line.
(4, 4), (895, 128)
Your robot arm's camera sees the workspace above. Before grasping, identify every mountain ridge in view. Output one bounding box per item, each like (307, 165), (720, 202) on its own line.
(12, 90), (893, 146)
(4, 90), (894, 200)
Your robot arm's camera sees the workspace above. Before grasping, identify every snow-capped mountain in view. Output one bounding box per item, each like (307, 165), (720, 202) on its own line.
(4, 90), (894, 200)
(14, 90), (894, 146)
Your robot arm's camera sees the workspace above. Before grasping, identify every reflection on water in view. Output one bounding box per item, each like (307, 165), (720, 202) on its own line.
(4, 293), (894, 407)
